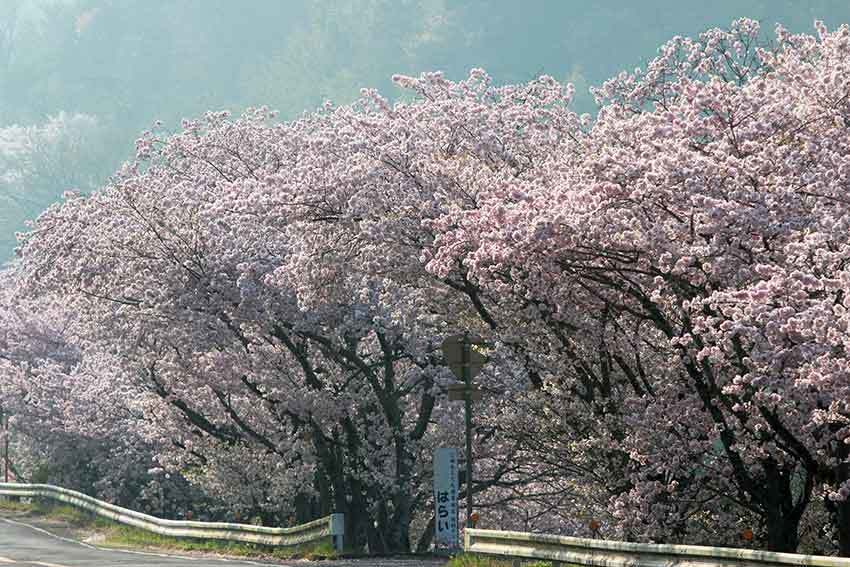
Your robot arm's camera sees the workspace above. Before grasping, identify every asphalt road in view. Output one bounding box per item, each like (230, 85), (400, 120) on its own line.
(0, 517), (447, 567)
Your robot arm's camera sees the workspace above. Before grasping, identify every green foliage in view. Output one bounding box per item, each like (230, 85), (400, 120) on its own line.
(30, 463), (49, 484)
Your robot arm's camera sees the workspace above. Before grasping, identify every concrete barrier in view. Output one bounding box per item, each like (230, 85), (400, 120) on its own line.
(0, 482), (343, 551)
(465, 528), (850, 567)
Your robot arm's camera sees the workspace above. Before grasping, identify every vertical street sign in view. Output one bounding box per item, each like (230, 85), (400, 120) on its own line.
(433, 447), (459, 549)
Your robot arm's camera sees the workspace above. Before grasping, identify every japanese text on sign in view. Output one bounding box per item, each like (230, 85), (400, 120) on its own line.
(433, 447), (459, 548)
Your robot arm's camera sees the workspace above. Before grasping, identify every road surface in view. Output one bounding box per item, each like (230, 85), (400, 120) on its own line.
(0, 516), (447, 567)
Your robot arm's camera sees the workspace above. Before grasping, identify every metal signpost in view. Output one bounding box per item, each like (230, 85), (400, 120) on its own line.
(441, 332), (487, 532)
(2, 410), (8, 483)
(433, 447), (459, 549)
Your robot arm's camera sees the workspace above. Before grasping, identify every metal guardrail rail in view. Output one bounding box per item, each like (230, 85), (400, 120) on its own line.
(0, 482), (344, 551)
(465, 528), (850, 567)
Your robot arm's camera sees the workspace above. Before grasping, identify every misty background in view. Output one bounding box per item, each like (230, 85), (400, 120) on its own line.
(2, 0), (849, 263)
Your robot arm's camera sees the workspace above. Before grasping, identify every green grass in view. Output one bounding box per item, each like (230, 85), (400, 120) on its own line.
(38, 503), (95, 525)
(97, 523), (337, 559)
(101, 523), (336, 559)
(0, 497), (31, 512)
(0, 498), (336, 559)
(2, 499), (98, 526)
(448, 554), (577, 567)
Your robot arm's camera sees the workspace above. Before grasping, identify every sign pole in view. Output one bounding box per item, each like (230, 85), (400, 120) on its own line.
(441, 331), (488, 541)
(463, 332), (473, 529)
(3, 410), (8, 483)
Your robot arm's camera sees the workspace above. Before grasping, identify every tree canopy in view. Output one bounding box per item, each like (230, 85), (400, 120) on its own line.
(2, 10), (850, 557)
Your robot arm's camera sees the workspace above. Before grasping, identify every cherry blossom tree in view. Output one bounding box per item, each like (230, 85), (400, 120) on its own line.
(17, 108), (477, 551)
(16, 63), (594, 546)
(424, 20), (850, 553)
(0, 270), (152, 505)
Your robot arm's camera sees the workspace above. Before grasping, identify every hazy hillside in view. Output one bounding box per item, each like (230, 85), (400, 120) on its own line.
(2, 0), (849, 261)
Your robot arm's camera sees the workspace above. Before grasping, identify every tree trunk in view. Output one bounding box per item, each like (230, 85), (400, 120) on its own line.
(372, 499), (390, 553)
(386, 431), (413, 553)
(387, 492), (412, 552)
(835, 498), (850, 557)
(825, 491), (850, 557)
(293, 491), (321, 524)
(762, 462), (810, 553)
(764, 509), (800, 553)
(823, 443), (850, 556)
(335, 476), (360, 552)
(416, 515), (435, 553)
(392, 507), (411, 552)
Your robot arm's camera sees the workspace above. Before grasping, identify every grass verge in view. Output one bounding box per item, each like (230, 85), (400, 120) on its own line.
(448, 553), (578, 567)
(96, 524), (337, 559)
(0, 498), (336, 560)
(0, 497), (32, 512)
(38, 503), (95, 525)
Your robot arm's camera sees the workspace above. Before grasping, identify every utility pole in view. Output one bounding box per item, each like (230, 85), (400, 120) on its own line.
(2, 409), (9, 483)
(462, 332), (473, 529)
(442, 332), (488, 533)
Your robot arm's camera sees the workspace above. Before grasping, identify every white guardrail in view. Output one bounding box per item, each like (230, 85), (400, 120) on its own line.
(465, 528), (850, 567)
(0, 482), (343, 551)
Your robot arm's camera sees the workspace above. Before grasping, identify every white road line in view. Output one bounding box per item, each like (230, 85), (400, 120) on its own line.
(0, 518), (96, 549)
(93, 546), (200, 561)
(0, 557), (16, 564)
(0, 517), (290, 566)
(93, 545), (290, 565)
(33, 562), (71, 567)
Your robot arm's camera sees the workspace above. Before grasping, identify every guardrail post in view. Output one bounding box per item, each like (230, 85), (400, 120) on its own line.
(330, 513), (344, 552)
